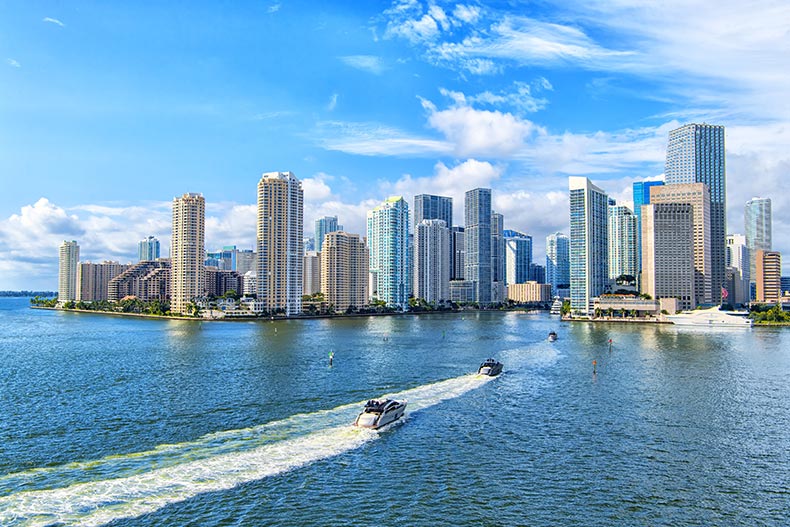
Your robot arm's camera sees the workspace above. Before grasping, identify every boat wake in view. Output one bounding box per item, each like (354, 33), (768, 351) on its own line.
(0, 373), (494, 526)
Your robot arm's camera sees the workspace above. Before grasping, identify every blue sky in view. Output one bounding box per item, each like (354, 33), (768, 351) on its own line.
(2, 0), (789, 289)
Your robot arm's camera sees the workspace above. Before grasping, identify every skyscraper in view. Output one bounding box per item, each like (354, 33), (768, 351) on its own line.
(569, 177), (608, 314)
(650, 183), (712, 305)
(491, 212), (506, 303)
(546, 232), (570, 297)
(726, 234), (750, 306)
(257, 172), (304, 316)
(315, 216), (342, 252)
(321, 231), (369, 312)
(641, 203), (696, 311)
(413, 194), (453, 228)
(607, 205), (638, 281)
(745, 197), (771, 292)
(77, 261), (130, 302)
(58, 240), (80, 303)
(303, 251), (321, 296)
(367, 196), (410, 309)
(504, 230), (532, 285)
(170, 193), (205, 314)
(665, 123), (726, 301)
(450, 226), (465, 280)
(465, 188), (492, 304)
(414, 219), (450, 304)
(138, 236), (160, 262)
(632, 180), (663, 275)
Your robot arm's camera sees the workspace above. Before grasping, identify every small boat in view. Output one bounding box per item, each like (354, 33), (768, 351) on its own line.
(548, 331), (558, 342)
(477, 358), (503, 376)
(354, 399), (407, 429)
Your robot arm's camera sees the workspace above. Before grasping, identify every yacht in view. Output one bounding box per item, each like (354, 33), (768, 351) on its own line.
(477, 358), (503, 376)
(354, 399), (407, 429)
(548, 331), (558, 342)
(665, 307), (753, 327)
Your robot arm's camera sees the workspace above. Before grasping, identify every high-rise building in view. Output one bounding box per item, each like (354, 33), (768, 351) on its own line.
(504, 230), (532, 285)
(204, 268), (243, 298)
(206, 246), (237, 271)
(650, 183), (711, 305)
(367, 196), (410, 309)
(257, 172), (304, 316)
(665, 123), (726, 302)
(450, 226), (465, 280)
(58, 240), (80, 303)
(321, 231), (369, 312)
(170, 193), (205, 314)
(607, 205), (638, 282)
(529, 263), (545, 284)
(569, 177), (608, 315)
(755, 250), (781, 304)
(236, 249), (256, 275)
(414, 219), (450, 304)
(507, 281), (552, 303)
(745, 197), (771, 294)
(465, 188), (492, 304)
(314, 216), (342, 252)
(632, 180), (663, 275)
(303, 251), (321, 296)
(781, 276), (790, 296)
(77, 261), (130, 302)
(138, 236), (160, 262)
(726, 234), (750, 306)
(108, 260), (170, 302)
(491, 212), (506, 303)
(641, 203), (696, 311)
(546, 232), (570, 297)
(413, 194), (452, 228)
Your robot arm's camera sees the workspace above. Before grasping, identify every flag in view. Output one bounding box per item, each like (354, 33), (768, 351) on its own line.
(721, 286), (729, 300)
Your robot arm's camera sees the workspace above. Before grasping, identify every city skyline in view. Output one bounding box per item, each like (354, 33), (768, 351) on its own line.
(2, 1), (790, 289)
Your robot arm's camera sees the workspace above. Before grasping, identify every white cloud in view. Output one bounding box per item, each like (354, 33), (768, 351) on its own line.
(327, 93), (338, 111)
(453, 4), (481, 24)
(339, 55), (386, 75)
(267, 3), (281, 14)
(6, 58), (20, 68)
(315, 120), (453, 157)
(42, 17), (65, 27)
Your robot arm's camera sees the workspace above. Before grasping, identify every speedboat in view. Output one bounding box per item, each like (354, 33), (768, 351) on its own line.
(548, 331), (558, 342)
(354, 399), (407, 429)
(477, 358), (503, 376)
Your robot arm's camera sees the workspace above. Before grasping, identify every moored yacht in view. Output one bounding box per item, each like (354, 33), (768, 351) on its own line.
(354, 399), (407, 429)
(666, 307), (753, 327)
(477, 358), (503, 376)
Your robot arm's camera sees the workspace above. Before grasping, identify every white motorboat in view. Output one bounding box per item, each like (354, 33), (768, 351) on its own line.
(665, 307), (753, 327)
(354, 399), (407, 429)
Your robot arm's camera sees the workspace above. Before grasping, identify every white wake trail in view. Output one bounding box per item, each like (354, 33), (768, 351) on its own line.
(0, 373), (494, 526)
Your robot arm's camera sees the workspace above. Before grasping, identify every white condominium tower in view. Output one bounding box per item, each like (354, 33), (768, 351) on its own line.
(170, 193), (205, 315)
(367, 196), (410, 309)
(321, 231), (369, 312)
(546, 232), (570, 296)
(414, 219), (450, 304)
(744, 197), (771, 290)
(257, 171), (304, 316)
(58, 240), (80, 303)
(465, 188), (492, 304)
(607, 205), (638, 281)
(569, 177), (608, 315)
(665, 123), (726, 301)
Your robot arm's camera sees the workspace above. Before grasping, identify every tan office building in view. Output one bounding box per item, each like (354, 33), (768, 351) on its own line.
(641, 203), (696, 311)
(77, 261), (130, 302)
(507, 281), (552, 303)
(321, 231), (368, 312)
(755, 250), (781, 303)
(171, 193), (205, 314)
(649, 183), (711, 305)
(257, 172), (304, 316)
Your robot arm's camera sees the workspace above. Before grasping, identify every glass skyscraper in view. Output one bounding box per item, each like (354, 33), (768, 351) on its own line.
(569, 177), (609, 314)
(744, 197), (771, 291)
(413, 194), (452, 228)
(367, 196), (410, 309)
(138, 236), (160, 262)
(632, 180), (663, 274)
(464, 188), (492, 304)
(546, 232), (570, 297)
(314, 216), (343, 252)
(607, 205), (638, 281)
(665, 123), (726, 302)
(503, 230), (532, 285)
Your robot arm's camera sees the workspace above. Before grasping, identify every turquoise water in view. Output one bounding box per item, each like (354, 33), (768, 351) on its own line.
(0, 297), (788, 525)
